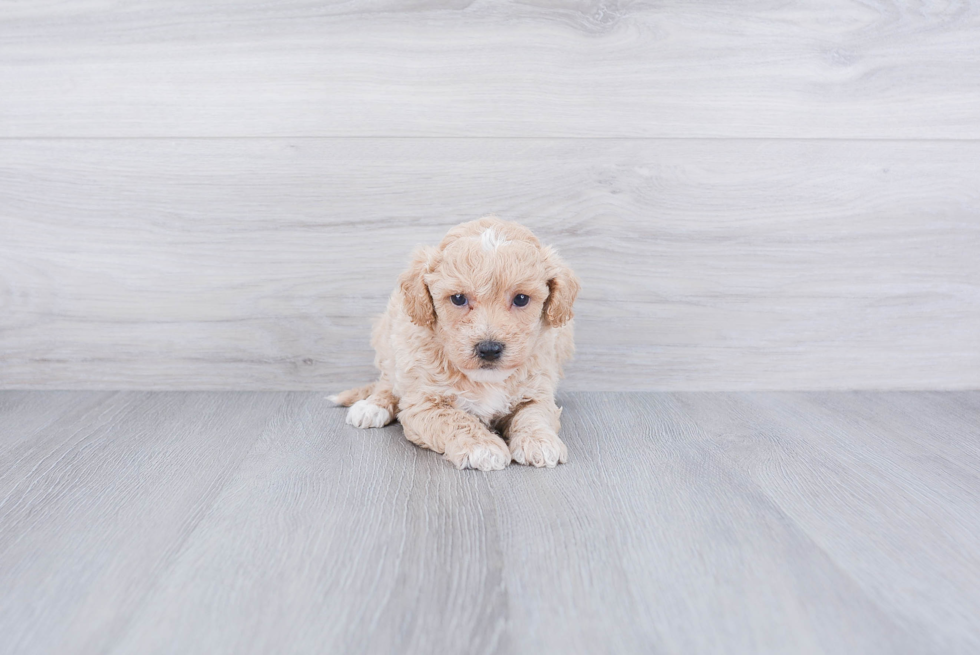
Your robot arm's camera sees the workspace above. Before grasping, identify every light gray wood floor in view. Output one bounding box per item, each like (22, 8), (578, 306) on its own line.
(1, 391), (978, 654)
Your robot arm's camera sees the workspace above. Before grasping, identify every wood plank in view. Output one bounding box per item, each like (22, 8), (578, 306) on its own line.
(0, 391), (284, 654)
(0, 391), (115, 480)
(664, 391), (980, 652)
(488, 392), (930, 654)
(66, 391), (941, 653)
(108, 392), (508, 655)
(2, 138), (978, 391)
(804, 391), (980, 480)
(1, 1), (979, 138)
(2, 391), (978, 652)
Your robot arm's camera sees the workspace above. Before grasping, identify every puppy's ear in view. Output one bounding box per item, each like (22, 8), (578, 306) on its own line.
(542, 247), (580, 328)
(398, 246), (440, 329)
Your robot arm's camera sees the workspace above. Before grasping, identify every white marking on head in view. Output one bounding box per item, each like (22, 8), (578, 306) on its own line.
(480, 228), (511, 252)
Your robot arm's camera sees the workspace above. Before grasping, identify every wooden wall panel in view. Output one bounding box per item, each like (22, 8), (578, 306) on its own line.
(2, 139), (977, 390)
(1, 1), (979, 138)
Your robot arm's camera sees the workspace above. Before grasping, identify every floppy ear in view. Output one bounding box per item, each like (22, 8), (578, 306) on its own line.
(542, 247), (581, 328)
(398, 246), (439, 329)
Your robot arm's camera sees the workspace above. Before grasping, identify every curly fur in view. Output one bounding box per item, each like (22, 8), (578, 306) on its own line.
(330, 216), (580, 470)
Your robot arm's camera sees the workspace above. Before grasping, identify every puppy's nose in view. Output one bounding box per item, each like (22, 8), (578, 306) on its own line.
(475, 340), (505, 362)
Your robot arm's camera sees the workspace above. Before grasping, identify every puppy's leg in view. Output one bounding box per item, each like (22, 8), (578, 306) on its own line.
(399, 397), (511, 471)
(328, 382), (375, 407)
(502, 398), (568, 468)
(345, 382), (399, 429)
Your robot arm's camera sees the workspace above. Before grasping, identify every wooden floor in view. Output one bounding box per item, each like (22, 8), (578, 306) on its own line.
(1, 391), (978, 654)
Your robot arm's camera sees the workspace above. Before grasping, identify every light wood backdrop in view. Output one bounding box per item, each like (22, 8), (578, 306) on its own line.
(1, 1), (978, 391)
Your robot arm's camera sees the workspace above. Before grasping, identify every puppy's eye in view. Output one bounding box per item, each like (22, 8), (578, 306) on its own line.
(450, 293), (468, 306)
(513, 294), (530, 307)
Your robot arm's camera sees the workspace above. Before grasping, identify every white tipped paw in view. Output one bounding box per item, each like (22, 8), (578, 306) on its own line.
(446, 437), (511, 471)
(346, 400), (391, 429)
(510, 432), (568, 468)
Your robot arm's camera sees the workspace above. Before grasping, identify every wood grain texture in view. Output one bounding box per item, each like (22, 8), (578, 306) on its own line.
(665, 392), (980, 653)
(109, 393), (509, 655)
(2, 138), (978, 391)
(0, 391), (285, 655)
(2, 1), (980, 138)
(1, 391), (978, 654)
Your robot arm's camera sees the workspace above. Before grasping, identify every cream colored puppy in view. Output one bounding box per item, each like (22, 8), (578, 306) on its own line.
(330, 216), (580, 471)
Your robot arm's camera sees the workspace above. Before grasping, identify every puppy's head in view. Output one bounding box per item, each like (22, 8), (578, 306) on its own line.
(399, 217), (580, 381)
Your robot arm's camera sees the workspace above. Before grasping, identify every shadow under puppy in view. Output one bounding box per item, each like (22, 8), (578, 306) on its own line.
(330, 216), (580, 471)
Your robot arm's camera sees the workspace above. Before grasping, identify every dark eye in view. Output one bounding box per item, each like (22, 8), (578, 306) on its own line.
(450, 293), (468, 306)
(513, 294), (530, 307)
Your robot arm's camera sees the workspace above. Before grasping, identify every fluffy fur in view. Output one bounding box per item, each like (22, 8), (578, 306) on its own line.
(330, 216), (580, 471)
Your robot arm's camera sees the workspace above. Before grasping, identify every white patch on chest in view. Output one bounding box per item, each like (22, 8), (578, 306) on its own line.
(481, 227), (510, 252)
(462, 367), (516, 383)
(455, 383), (515, 424)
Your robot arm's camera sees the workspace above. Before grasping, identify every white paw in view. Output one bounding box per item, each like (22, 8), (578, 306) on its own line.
(510, 432), (568, 468)
(346, 400), (391, 429)
(446, 438), (511, 471)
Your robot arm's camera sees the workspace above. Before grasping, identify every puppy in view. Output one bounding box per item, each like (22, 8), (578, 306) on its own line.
(329, 216), (580, 471)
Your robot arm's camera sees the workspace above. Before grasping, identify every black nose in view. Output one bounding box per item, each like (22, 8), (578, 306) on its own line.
(475, 340), (505, 361)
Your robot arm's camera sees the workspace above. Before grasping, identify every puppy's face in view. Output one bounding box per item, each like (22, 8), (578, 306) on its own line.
(399, 220), (579, 381)
(429, 235), (550, 381)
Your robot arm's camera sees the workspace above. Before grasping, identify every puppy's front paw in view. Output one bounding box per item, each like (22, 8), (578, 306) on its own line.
(510, 431), (567, 468)
(346, 400), (392, 429)
(444, 434), (511, 471)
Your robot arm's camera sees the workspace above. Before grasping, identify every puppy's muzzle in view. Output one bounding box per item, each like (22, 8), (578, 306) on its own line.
(475, 340), (505, 362)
